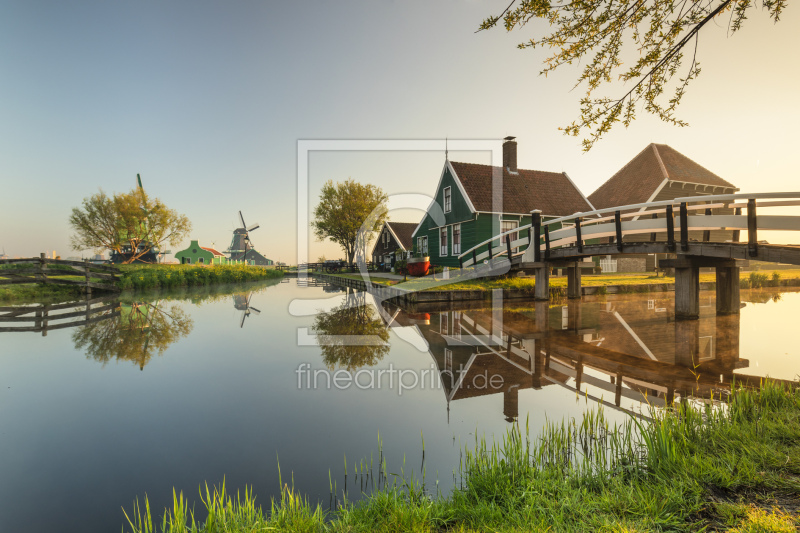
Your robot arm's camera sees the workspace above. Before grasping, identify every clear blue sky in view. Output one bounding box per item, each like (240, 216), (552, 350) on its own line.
(1, 1), (797, 262)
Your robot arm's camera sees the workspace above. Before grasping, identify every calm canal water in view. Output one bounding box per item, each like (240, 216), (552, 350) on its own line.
(1, 278), (798, 532)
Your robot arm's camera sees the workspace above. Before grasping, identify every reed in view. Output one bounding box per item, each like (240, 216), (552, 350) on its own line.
(123, 380), (800, 532)
(117, 264), (283, 291)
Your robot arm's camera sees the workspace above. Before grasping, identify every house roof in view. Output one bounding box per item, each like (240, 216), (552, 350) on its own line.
(588, 143), (738, 210)
(200, 247), (225, 257)
(449, 161), (593, 216)
(386, 222), (417, 250)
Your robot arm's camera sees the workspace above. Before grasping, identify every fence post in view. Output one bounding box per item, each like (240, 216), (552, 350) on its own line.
(614, 211), (623, 252)
(703, 207), (712, 242)
(650, 212), (658, 242)
(574, 217), (583, 253)
(679, 202), (689, 252)
(39, 253), (47, 285)
(544, 226), (551, 261)
(732, 207), (742, 242)
(747, 198), (758, 257)
(472, 249), (477, 266)
(666, 205), (676, 252)
(84, 259), (92, 297)
(506, 234), (512, 261)
(531, 210), (541, 263)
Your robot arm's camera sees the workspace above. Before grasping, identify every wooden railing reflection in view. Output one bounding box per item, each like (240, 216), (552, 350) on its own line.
(0, 296), (120, 335)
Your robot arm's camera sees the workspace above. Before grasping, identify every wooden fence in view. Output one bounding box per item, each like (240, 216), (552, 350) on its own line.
(0, 295), (121, 335)
(0, 253), (120, 295)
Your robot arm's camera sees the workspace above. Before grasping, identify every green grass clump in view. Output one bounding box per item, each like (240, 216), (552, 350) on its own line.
(123, 381), (800, 532)
(117, 264), (283, 291)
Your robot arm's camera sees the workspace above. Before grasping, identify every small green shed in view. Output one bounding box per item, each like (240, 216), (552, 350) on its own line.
(174, 240), (226, 265)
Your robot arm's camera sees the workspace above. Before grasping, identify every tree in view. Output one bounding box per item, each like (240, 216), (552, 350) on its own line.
(69, 187), (191, 263)
(72, 300), (193, 370)
(311, 179), (388, 266)
(480, 0), (787, 150)
(312, 289), (390, 371)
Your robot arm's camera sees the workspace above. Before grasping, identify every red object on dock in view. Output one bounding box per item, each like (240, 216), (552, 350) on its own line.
(407, 258), (430, 277)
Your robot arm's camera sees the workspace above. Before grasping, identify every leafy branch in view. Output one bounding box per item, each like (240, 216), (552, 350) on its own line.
(479, 0), (787, 150)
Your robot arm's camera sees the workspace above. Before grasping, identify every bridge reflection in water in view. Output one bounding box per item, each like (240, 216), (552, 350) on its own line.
(381, 294), (779, 421)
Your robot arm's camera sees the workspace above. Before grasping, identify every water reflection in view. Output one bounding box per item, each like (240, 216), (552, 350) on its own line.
(233, 292), (261, 328)
(312, 288), (390, 371)
(72, 300), (193, 370)
(372, 292), (793, 421)
(68, 280), (283, 369)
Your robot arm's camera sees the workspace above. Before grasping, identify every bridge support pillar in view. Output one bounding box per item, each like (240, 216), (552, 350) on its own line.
(661, 256), (744, 320)
(567, 264), (582, 299)
(674, 319), (700, 366)
(675, 266), (700, 320)
(567, 300), (582, 332)
(534, 266), (549, 300)
(716, 266), (740, 315)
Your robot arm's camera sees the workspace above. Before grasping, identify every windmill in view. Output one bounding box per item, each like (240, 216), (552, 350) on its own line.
(233, 292), (261, 328)
(227, 211), (262, 264)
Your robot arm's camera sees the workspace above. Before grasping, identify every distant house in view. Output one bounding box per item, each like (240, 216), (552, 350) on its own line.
(175, 240), (227, 265)
(589, 143), (738, 209)
(588, 144), (739, 271)
(411, 137), (594, 268)
(371, 221), (417, 270)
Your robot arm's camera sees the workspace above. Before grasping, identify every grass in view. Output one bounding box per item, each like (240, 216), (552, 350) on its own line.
(117, 264), (283, 291)
(0, 264), (284, 303)
(123, 380), (800, 532)
(319, 269), (800, 293)
(0, 262), (114, 303)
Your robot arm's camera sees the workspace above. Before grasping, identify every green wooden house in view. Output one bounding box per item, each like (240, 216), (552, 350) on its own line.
(411, 137), (594, 268)
(175, 240), (227, 265)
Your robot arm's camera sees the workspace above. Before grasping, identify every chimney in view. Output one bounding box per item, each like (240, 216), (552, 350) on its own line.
(503, 136), (517, 172)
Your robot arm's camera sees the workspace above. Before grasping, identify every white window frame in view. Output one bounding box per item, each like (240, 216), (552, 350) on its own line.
(443, 186), (452, 214)
(501, 219), (520, 253)
(440, 227), (448, 256)
(418, 236), (428, 255)
(452, 224), (461, 255)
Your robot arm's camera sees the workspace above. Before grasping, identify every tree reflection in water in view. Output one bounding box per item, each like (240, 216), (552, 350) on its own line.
(72, 300), (193, 370)
(312, 289), (389, 371)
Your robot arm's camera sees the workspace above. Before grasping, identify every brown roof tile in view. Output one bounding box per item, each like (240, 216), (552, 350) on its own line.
(588, 144), (737, 210)
(200, 247), (225, 257)
(386, 221), (417, 250)
(655, 144), (736, 188)
(450, 161), (593, 216)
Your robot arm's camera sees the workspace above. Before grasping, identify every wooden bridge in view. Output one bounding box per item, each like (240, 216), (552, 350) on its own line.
(0, 253), (120, 295)
(458, 193), (800, 319)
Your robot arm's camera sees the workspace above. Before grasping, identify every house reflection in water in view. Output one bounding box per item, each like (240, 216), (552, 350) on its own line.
(382, 293), (768, 421)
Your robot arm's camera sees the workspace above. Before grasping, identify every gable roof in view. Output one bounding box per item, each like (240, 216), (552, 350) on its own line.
(386, 221), (417, 250)
(449, 161), (593, 216)
(588, 143), (737, 210)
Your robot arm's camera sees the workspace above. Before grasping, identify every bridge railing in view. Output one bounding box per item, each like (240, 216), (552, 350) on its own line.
(458, 192), (800, 268)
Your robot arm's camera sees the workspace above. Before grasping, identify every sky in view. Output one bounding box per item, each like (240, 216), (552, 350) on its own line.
(1, 0), (798, 263)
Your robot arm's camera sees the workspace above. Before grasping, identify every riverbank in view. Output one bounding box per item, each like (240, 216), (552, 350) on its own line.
(124, 381), (800, 532)
(312, 269), (800, 303)
(0, 264), (284, 303)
